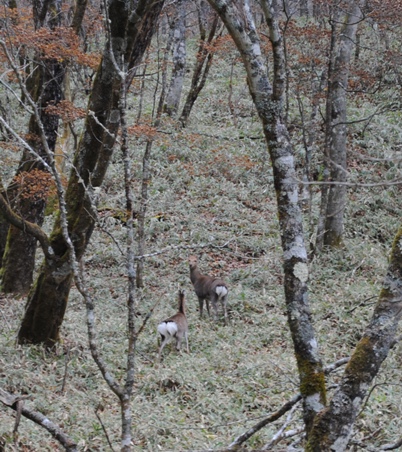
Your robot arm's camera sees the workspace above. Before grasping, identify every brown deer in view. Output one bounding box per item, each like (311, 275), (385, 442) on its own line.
(157, 290), (189, 361)
(189, 255), (228, 324)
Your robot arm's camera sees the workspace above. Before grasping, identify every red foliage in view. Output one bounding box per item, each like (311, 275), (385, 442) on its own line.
(14, 169), (54, 202)
(45, 100), (86, 122)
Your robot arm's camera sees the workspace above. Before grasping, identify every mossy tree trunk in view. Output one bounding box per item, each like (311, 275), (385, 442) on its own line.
(17, 0), (165, 347)
(306, 225), (402, 450)
(0, 0), (87, 294)
(207, 0), (326, 434)
(0, 60), (64, 294)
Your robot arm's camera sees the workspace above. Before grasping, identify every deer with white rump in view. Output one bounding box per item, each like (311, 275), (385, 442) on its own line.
(157, 290), (189, 361)
(189, 255), (229, 324)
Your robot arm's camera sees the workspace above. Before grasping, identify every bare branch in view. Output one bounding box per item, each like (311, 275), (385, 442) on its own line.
(0, 388), (78, 452)
(226, 393), (302, 450)
(134, 238), (236, 261)
(0, 192), (55, 261)
(262, 403), (302, 450)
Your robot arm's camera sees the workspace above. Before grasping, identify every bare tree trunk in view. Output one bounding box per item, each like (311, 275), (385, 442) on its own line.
(179, 0), (220, 126)
(17, 0), (165, 347)
(164, 0), (187, 116)
(315, 4), (339, 253)
(207, 0), (326, 435)
(323, 2), (361, 248)
(135, 140), (152, 288)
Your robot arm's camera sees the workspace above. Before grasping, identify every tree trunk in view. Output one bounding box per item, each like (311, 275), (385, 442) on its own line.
(322, 2), (360, 248)
(0, 0), (87, 294)
(1, 59), (64, 294)
(207, 0), (326, 435)
(135, 140), (152, 288)
(179, 0), (220, 126)
(17, 0), (165, 346)
(315, 6), (339, 253)
(307, 225), (402, 450)
(163, 0), (187, 116)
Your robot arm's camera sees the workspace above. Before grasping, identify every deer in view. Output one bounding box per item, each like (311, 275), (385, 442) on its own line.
(188, 255), (229, 324)
(157, 290), (189, 361)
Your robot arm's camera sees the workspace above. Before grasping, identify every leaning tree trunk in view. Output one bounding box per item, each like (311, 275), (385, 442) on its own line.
(307, 224), (402, 450)
(179, 0), (220, 126)
(207, 0), (326, 435)
(18, 0), (165, 347)
(322, 2), (360, 248)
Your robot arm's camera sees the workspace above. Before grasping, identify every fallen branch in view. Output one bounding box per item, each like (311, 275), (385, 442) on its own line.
(0, 388), (77, 452)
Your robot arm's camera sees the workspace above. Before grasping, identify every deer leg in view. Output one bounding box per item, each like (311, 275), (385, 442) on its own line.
(222, 296), (228, 325)
(211, 298), (219, 321)
(175, 334), (182, 351)
(205, 299), (211, 317)
(198, 298), (204, 318)
(158, 336), (168, 362)
(184, 331), (189, 353)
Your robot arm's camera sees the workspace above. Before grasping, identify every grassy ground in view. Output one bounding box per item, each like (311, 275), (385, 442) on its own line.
(1, 121), (401, 450)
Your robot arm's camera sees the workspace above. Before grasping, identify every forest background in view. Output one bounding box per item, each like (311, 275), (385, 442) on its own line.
(0, 0), (402, 450)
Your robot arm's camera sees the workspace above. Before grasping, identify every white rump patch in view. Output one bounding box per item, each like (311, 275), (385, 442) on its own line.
(216, 286), (228, 298)
(157, 321), (178, 337)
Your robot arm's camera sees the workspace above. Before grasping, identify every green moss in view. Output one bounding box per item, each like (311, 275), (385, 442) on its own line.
(296, 354), (327, 404)
(305, 410), (331, 452)
(345, 335), (373, 376)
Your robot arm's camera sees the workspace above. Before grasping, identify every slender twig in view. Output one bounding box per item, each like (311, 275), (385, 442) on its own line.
(296, 176), (402, 188)
(136, 298), (161, 337)
(60, 348), (71, 394)
(262, 402), (301, 450)
(95, 406), (116, 452)
(133, 238), (236, 261)
(358, 382), (402, 417)
(347, 296), (377, 313)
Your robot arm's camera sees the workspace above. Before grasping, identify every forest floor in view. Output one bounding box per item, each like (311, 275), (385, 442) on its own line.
(1, 47), (402, 451)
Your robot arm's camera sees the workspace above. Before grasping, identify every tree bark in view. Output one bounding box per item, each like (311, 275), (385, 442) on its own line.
(307, 225), (402, 450)
(0, 0), (87, 294)
(179, 0), (220, 126)
(0, 59), (64, 293)
(17, 0), (165, 347)
(322, 2), (361, 248)
(163, 0), (187, 116)
(207, 0), (326, 435)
